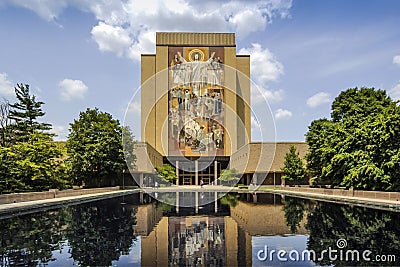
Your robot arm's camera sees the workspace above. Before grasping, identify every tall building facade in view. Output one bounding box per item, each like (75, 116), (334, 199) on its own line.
(140, 32), (251, 185)
(135, 32), (308, 186)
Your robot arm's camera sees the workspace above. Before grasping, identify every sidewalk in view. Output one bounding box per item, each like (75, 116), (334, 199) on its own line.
(142, 185), (233, 192)
(0, 189), (137, 218)
(273, 188), (400, 211)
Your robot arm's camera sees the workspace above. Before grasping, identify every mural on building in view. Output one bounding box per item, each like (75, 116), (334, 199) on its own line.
(168, 217), (225, 265)
(168, 47), (225, 156)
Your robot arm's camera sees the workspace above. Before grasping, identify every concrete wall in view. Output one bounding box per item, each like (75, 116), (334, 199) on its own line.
(235, 55), (251, 150)
(0, 187), (120, 204)
(141, 54), (156, 149)
(133, 142), (163, 173)
(230, 142), (308, 174)
(281, 187), (400, 202)
(155, 45), (169, 155)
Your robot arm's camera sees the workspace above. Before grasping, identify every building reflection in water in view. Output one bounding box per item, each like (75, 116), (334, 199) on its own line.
(134, 192), (305, 266)
(168, 216), (225, 266)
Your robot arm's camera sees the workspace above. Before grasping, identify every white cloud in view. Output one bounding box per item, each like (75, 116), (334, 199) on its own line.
(274, 108), (292, 120)
(250, 115), (265, 141)
(229, 9), (267, 38)
(2, 0), (292, 60)
(0, 72), (15, 96)
(393, 55), (400, 66)
(389, 84), (400, 101)
(241, 43), (285, 106)
(126, 100), (141, 115)
(51, 125), (67, 141)
(91, 22), (132, 57)
(239, 43), (284, 84)
(306, 92), (331, 108)
(252, 84), (283, 104)
(128, 31), (156, 61)
(216, 0), (292, 38)
(59, 79), (88, 101)
(5, 0), (67, 21)
(251, 115), (261, 129)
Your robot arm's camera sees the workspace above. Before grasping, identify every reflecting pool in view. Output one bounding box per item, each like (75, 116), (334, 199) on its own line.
(1, 192), (399, 266)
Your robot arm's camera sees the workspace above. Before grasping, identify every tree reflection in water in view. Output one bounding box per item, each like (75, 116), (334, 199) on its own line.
(305, 201), (400, 266)
(0, 197), (137, 266)
(282, 196), (307, 234)
(0, 208), (71, 266)
(220, 194), (239, 207)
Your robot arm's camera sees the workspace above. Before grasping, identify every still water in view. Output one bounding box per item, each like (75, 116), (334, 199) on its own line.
(1, 192), (399, 266)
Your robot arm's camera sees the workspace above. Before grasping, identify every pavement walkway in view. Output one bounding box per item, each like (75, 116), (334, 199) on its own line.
(272, 188), (400, 211)
(0, 189), (137, 218)
(142, 185), (233, 192)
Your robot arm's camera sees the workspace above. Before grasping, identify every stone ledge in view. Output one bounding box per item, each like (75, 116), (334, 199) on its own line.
(0, 190), (138, 218)
(0, 186), (121, 204)
(275, 188), (400, 212)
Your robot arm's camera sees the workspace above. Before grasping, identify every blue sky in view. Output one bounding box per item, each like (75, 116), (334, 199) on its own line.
(0, 0), (399, 141)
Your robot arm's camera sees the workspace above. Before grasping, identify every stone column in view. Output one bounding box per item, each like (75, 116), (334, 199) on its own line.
(214, 160), (218, 185)
(140, 173), (144, 188)
(176, 191), (179, 213)
(252, 173), (257, 185)
(176, 161), (179, 185)
(195, 160), (199, 186)
(214, 192), (218, 213)
(195, 192), (199, 214)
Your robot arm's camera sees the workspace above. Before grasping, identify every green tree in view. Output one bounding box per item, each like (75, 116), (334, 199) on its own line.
(0, 99), (12, 146)
(0, 132), (69, 193)
(66, 108), (128, 187)
(282, 145), (306, 185)
(305, 118), (336, 181)
(219, 168), (240, 186)
(8, 84), (51, 143)
(306, 87), (400, 190)
(331, 87), (393, 124)
(155, 164), (177, 183)
(122, 126), (136, 172)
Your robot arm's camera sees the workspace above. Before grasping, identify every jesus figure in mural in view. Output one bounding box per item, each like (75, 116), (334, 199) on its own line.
(177, 51), (215, 96)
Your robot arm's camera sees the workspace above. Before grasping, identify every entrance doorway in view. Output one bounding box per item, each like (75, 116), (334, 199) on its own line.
(169, 157), (229, 185)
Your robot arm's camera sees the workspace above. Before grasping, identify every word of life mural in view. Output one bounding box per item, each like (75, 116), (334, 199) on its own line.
(168, 47), (225, 156)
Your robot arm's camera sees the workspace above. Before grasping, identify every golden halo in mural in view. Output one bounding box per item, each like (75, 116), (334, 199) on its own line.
(188, 49), (205, 62)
